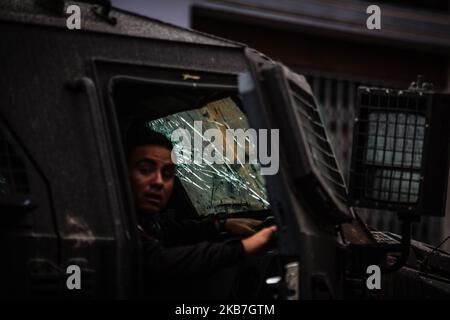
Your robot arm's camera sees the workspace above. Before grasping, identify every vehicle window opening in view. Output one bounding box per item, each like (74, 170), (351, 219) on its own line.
(112, 80), (270, 218)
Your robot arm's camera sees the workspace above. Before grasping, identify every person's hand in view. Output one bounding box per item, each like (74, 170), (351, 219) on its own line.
(226, 218), (261, 236)
(241, 226), (277, 255)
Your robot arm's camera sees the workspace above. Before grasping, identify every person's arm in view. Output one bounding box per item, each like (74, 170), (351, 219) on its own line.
(159, 213), (264, 245)
(142, 235), (244, 277)
(141, 226), (277, 276)
(158, 214), (219, 245)
(241, 226), (277, 254)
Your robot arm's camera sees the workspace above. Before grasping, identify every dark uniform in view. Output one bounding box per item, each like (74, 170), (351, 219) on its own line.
(138, 210), (246, 299)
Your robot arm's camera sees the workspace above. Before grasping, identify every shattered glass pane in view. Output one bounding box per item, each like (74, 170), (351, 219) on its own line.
(148, 97), (270, 216)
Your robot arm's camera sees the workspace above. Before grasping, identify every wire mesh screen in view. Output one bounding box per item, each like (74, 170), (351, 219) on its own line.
(350, 87), (429, 209)
(301, 73), (445, 245)
(365, 112), (425, 203)
(0, 127), (30, 195)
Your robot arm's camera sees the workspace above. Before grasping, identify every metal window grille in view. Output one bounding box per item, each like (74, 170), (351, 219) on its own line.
(289, 82), (348, 206)
(350, 87), (433, 211)
(304, 74), (400, 181)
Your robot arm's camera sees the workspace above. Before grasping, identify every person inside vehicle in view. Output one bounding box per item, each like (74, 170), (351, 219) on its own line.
(125, 122), (277, 299)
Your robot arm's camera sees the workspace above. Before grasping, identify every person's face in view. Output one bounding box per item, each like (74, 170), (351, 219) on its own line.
(128, 145), (175, 214)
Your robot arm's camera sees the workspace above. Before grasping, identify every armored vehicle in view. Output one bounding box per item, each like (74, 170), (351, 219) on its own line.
(1, 0), (450, 299)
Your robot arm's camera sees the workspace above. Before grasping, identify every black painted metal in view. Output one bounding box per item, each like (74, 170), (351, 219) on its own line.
(349, 86), (450, 216)
(0, 0), (248, 298)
